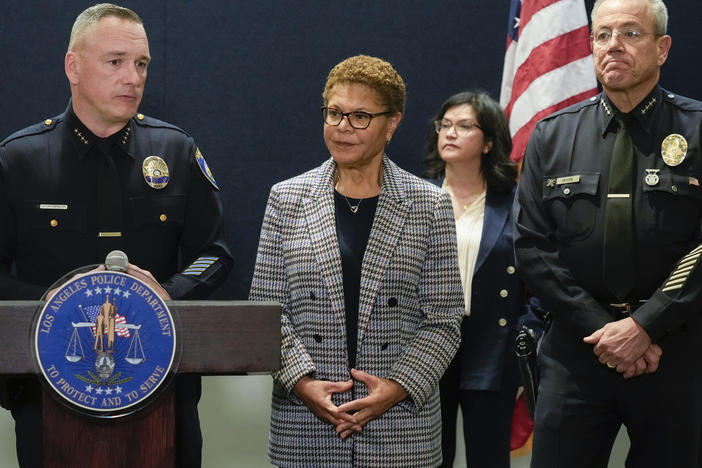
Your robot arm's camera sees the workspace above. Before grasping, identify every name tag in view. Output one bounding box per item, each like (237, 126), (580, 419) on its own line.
(39, 204), (68, 210)
(98, 232), (122, 238)
(556, 175), (580, 185)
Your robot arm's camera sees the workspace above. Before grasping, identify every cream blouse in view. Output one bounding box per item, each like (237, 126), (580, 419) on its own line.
(443, 180), (486, 316)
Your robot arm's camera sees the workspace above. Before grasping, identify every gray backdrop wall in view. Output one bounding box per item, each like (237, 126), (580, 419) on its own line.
(3, 1), (701, 301)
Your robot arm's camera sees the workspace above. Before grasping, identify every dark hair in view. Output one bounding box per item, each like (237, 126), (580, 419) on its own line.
(422, 91), (516, 193)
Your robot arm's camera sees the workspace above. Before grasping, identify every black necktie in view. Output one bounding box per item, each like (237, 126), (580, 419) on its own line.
(96, 140), (124, 261)
(603, 114), (635, 300)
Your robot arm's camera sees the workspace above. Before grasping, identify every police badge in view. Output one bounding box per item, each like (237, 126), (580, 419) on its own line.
(142, 156), (169, 189)
(34, 269), (178, 417)
(661, 134), (688, 167)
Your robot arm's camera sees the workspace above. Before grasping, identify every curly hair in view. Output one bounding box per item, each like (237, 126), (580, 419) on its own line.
(422, 91), (516, 193)
(322, 55), (406, 113)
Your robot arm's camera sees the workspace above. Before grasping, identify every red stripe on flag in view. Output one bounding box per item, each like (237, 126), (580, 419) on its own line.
(520, 0), (562, 32)
(505, 25), (593, 117)
(500, 0), (597, 163)
(115, 314), (129, 337)
(510, 89), (598, 161)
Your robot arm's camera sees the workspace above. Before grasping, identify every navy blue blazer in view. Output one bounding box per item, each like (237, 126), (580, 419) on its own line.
(430, 178), (544, 391)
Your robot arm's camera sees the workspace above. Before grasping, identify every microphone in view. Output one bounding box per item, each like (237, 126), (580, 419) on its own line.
(105, 250), (129, 273)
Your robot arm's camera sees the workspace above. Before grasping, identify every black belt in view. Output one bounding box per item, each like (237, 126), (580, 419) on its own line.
(602, 301), (646, 319)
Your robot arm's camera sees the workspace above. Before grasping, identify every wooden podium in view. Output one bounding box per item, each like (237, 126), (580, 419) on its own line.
(0, 300), (280, 467)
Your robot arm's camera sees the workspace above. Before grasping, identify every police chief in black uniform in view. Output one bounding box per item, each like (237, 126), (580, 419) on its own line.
(0, 4), (233, 467)
(514, 0), (702, 466)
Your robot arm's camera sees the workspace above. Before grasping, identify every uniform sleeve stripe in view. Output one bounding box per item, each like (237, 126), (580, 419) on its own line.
(664, 277), (687, 287)
(182, 256), (219, 276)
(676, 258), (698, 270)
(667, 271), (689, 282)
(682, 250), (701, 261)
(661, 246), (700, 295)
(672, 265), (695, 275)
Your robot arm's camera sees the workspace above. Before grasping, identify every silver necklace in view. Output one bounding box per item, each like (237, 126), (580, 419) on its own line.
(342, 194), (362, 213)
(335, 173), (362, 213)
(334, 169), (382, 214)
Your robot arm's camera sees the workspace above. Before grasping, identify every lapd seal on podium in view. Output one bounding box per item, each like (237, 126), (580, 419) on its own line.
(34, 270), (177, 417)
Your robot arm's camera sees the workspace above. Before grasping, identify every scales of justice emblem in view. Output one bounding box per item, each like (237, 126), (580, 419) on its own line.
(34, 254), (178, 417)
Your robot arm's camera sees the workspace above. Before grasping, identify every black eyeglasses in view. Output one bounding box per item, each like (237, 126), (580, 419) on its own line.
(321, 106), (394, 129)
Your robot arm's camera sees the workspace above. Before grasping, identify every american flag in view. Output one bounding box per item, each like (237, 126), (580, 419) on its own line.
(85, 303), (130, 338)
(500, 0), (598, 162)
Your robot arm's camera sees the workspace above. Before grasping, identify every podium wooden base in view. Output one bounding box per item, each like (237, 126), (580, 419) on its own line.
(0, 300), (280, 467)
(43, 388), (175, 468)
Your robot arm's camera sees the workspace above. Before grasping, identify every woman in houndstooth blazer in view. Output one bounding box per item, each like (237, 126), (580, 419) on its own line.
(249, 55), (464, 467)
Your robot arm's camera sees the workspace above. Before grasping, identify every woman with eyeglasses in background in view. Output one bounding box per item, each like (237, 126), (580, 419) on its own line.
(424, 91), (544, 468)
(250, 55), (464, 467)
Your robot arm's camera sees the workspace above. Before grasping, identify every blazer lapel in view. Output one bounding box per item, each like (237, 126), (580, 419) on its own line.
(304, 159), (346, 324)
(357, 156), (410, 343)
(474, 188), (510, 274)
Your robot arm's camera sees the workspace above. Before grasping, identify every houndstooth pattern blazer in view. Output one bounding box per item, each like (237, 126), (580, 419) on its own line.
(249, 155), (464, 467)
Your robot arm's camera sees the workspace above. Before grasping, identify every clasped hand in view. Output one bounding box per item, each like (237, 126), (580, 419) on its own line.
(583, 317), (662, 379)
(292, 368), (408, 439)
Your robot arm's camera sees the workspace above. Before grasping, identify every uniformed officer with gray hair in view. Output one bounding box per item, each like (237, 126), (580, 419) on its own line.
(0, 3), (233, 467)
(514, 0), (702, 466)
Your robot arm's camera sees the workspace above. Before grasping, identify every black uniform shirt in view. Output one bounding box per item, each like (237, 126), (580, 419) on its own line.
(515, 85), (702, 340)
(0, 102), (233, 300)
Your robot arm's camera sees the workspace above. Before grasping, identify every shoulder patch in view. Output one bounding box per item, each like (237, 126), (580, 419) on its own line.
(195, 148), (219, 191)
(1, 116), (61, 147)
